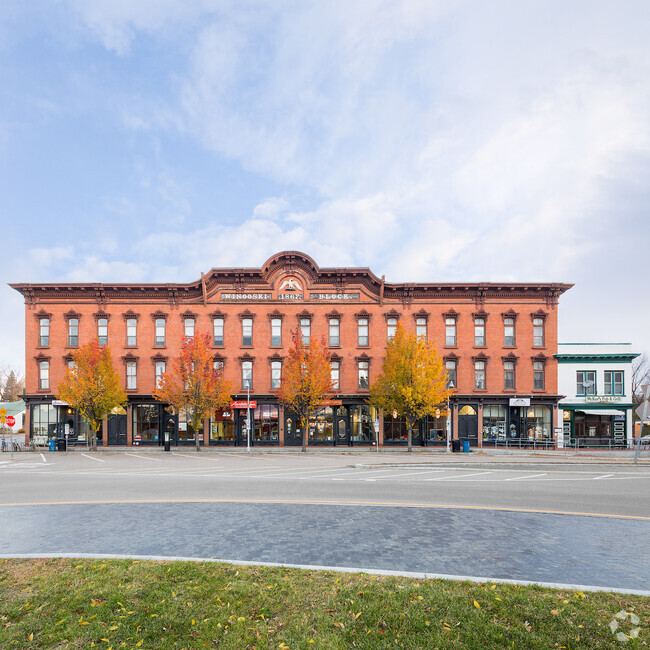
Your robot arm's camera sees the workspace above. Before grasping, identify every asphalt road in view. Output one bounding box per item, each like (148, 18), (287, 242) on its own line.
(1, 451), (649, 592)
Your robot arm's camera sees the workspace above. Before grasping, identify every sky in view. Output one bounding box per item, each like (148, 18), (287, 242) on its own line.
(1, 0), (648, 375)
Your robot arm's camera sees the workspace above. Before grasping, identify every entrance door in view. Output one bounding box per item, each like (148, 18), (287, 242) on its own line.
(284, 414), (302, 446)
(458, 404), (478, 445)
(235, 411), (251, 447)
(107, 414), (127, 446)
(335, 415), (349, 446)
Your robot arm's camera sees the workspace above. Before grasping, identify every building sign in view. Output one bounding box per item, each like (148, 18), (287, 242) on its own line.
(509, 398), (530, 407)
(220, 291), (360, 302)
(310, 293), (360, 301)
(585, 395), (622, 403)
(231, 401), (257, 409)
(221, 293), (273, 300)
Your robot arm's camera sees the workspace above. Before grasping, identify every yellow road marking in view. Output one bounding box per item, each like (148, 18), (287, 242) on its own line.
(0, 498), (647, 520)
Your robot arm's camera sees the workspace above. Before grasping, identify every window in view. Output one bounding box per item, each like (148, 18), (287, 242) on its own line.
(533, 361), (545, 390)
(387, 317), (398, 340)
(416, 317), (427, 340)
(155, 319), (166, 346)
(126, 361), (137, 390)
(39, 361), (49, 390)
(68, 318), (79, 347)
(126, 318), (137, 346)
(242, 361), (252, 389)
(482, 405), (507, 441)
(329, 318), (340, 347)
(330, 360), (340, 390)
(97, 318), (108, 346)
(358, 318), (369, 346)
(67, 359), (76, 370)
(474, 360), (486, 390)
(504, 361), (515, 390)
(604, 371), (624, 395)
(213, 317), (224, 346)
(155, 361), (166, 388)
(533, 318), (545, 346)
(445, 318), (456, 346)
(503, 317), (515, 346)
(300, 318), (311, 346)
(577, 370), (596, 395)
(184, 318), (195, 339)
(271, 318), (282, 346)
(271, 361), (282, 389)
(213, 359), (224, 374)
(242, 318), (253, 346)
(358, 361), (369, 389)
(445, 360), (457, 388)
(39, 318), (50, 346)
(474, 318), (485, 346)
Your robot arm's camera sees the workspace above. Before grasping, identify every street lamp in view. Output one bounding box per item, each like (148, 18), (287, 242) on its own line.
(446, 379), (455, 452)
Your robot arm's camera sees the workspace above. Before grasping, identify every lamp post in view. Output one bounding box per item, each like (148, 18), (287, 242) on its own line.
(446, 379), (455, 452)
(246, 384), (251, 453)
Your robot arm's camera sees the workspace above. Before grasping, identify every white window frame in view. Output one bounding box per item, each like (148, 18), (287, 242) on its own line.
(329, 319), (340, 347)
(155, 319), (166, 347)
(213, 317), (224, 346)
(445, 318), (456, 346)
(474, 318), (485, 346)
(358, 361), (369, 390)
(330, 360), (340, 390)
(300, 318), (311, 346)
(533, 317), (545, 347)
(271, 318), (282, 346)
(242, 318), (253, 346)
(474, 360), (486, 390)
(416, 317), (427, 340)
(39, 318), (50, 347)
(184, 318), (195, 339)
(126, 361), (137, 390)
(271, 361), (282, 389)
(242, 360), (253, 389)
(39, 360), (49, 390)
(387, 317), (398, 341)
(357, 318), (369, 347)
(97, 318), (108, 346)
(126, 318), (137, 346)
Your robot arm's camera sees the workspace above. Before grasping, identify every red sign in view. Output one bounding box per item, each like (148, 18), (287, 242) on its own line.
(5, 415), (15, 427)
(231, 401), (257, 409)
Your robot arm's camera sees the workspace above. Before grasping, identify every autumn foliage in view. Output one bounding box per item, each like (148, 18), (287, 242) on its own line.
(57, 339), (127, 451)
(275, 329), (334, 451)
(370, 322), (453, 451)
(153, 332), (233, 451)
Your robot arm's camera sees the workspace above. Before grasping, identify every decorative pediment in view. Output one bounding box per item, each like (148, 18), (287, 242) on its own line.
(122, 309), (139, 320)
(383, 309), (401, 321)
(151, 310), (168, 320)
(501, 309), (518, 320)
(442, 308), (459, 320)
(501, 352), (519, 363)
(530, 309), (548, 321)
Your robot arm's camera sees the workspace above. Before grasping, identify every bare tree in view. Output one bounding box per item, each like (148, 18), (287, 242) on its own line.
(632, 353), (650, 404)
(0, 365), (25, 402)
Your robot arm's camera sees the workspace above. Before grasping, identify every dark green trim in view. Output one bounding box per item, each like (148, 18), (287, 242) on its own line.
(561, 403), (635, 409)
(555, 354), (638, 363)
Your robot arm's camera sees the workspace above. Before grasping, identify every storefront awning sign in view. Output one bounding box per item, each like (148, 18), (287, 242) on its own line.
(509, 398), (530, 407)
(231, 401), (257, 409)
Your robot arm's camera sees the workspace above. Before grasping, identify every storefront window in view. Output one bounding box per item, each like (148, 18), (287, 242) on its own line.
(526, 405), (551, 440)
(482, 405), (506, 441)
(384, 412), (408, 443)
(309, 407), (334, 442)
(133, 405), (160, 444)
(211, 409), (235, 442)
(30, 403), (57, 443)
(253, 405), (279, 442)
(351, 405), (377, 442)
(178, 409), (200, 442)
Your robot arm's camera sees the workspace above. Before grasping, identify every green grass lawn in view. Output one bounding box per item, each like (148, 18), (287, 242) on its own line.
(0, 558), (647, 648)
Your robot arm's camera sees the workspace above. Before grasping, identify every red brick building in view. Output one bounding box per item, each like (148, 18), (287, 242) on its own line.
(11, 251), (572, 448)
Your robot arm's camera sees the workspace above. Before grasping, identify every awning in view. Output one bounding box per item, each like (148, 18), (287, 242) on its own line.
(575, 408), (626, 416)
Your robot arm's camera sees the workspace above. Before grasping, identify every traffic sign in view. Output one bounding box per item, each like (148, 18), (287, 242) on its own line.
(5, 415), (15, 427)
(0, 408), (6, 417)
(642, 384), (650, 401)
(635, 402), (650, 423)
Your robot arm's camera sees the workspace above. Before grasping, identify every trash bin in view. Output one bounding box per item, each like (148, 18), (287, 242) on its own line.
(48, 439), (56, 452)
(57, 439), (66, 452)
(463, 440), (470, 453)
(451, 439), (461, 452)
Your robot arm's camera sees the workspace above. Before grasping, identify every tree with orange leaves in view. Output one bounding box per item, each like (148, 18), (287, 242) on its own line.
(275, 329), (334, 452)
(57, 339), (127, 451)
(153, 331), (233, 451)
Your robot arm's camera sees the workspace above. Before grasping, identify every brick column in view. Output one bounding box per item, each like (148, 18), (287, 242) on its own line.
(126, 404), (133, 446)
(477, 403), (483, 448)
(452, 403), (459, 440)
(278, 406), (284, 446)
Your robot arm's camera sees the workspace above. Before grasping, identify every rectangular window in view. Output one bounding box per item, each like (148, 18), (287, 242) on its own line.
(155, 319), (166, 346)
(184, 318), (195, 339)
(387, 317), (398, 340)
(271, 318), (282, 346)
(416, 317), (427, 340)
(67, 360), (75, 370)
(67, 318), (79, 347)
(126, 362), (137, 390)
(213, 317), (224, 346)
(504, 318), (515, 346)
(474, 360), (486, 390)
(97, 318), (108, 346)
(330, 360), (340, 390)
(39, 361), (49, 390)
(445, 360), (457, 388)
(126, 318), (137, 346)
(242, 318), (253, 346)
(300, 318), (311, 346)
(271, 361), (282, 389)
(533, 318), (545, 346)
(504, 361), (515, 390)
(358, 361), (369, 389)
(604, 371), (624, 395)
(445, 318), (456, 346)
(474, 318), (485, 346)
(155, 361), (166, 388)
(576, 370), (596, 395)
(533, 361), (545, 390)
(213, 360), (224, 374)
(39, 318), (50, 347)
(329, 319), (340, 347)
(242, 361), (253, 389)
(358, 318), (369, 346)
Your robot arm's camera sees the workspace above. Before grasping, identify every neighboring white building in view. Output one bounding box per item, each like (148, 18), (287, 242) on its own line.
(556, 343), (638, 447)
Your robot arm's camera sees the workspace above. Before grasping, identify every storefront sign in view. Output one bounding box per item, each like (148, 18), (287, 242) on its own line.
(321, 399), (343, 406)
(219, 291), (360, 302)
(585, 395), (622, 403)
(52, 399), (69, 406)
(509, 398), (530, 407)
(231, 401), (257, 409)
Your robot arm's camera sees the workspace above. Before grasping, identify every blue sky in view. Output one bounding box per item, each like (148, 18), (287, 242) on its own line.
(1, 0), (649, 374)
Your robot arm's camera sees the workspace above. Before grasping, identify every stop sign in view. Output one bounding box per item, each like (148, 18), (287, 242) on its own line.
(6, 415), (15, 427)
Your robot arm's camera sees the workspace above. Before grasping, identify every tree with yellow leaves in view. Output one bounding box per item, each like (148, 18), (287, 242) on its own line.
(370, 322), (453, 451)
(153, 332), (233, 451)
(57, 339), (127, 451)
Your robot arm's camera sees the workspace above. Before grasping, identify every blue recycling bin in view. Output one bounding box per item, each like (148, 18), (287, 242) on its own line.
(48, 439), (56, 452)
(463, 440), (470, 453)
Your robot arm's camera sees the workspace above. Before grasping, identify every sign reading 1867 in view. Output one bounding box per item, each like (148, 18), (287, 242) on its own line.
(221, 292), (360, 301)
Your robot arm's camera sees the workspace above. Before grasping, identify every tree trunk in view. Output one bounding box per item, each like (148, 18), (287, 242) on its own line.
(301, 414), (307, 452)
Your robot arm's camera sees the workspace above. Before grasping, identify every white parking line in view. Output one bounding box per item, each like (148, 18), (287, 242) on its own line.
(426, 471), (492, 481)
(505, 473), (547, 481)
(593, 474), (614, 480)
(81, 453), (105, 462)
(124, 453), (162, 462)
(40, 454), (47, 463)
